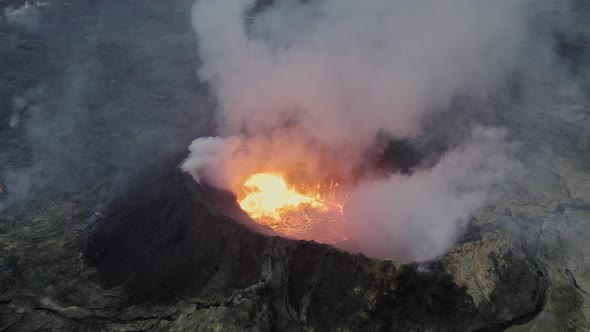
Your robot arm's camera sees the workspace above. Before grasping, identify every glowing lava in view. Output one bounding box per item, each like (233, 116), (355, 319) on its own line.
(237, 173), (347, 243)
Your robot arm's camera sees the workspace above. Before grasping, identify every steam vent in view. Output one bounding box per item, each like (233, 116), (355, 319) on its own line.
(1, 0), (589, 331)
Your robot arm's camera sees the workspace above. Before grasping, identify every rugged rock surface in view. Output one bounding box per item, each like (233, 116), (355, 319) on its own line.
(2, 152), (588, 331)
(0, 163), (549, 331)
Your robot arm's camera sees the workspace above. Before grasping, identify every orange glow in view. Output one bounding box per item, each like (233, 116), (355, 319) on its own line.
(238, 173), (347, 243)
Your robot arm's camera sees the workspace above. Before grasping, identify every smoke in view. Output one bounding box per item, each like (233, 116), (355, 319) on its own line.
(344, 127), (521, 261)
(191, 0), (530, 147)
(0, 1), (208, 214)
(183, 0), (556, 261)
(2, 1), (45, 29)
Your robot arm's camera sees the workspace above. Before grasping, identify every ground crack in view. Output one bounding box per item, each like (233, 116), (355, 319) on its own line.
(34, 305), (175, 325)
(473, 260), (548, 332)
(565, 269), (590, 298)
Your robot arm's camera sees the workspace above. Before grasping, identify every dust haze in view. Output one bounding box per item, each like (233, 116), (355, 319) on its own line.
(0, 1), (207, 214)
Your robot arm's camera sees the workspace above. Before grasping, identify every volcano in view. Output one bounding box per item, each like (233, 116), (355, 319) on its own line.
(83, 157), (547, 331)
(0, 0), (589, 331)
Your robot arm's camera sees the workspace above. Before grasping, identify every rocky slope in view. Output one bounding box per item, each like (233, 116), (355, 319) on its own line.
(0, 164), (552, 331)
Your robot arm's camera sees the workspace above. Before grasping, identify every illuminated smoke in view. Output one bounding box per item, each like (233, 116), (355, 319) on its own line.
(183, 0), (538, 261)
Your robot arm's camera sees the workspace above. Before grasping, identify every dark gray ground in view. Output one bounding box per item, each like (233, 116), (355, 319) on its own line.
(0, 0), (589, 331)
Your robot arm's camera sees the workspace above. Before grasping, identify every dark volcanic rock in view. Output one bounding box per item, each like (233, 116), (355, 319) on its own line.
(85, 163), (268, 302)
(81, 164), (544, 331)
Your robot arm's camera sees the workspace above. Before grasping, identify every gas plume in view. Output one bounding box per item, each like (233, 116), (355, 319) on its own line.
(183, 0), (541, 261)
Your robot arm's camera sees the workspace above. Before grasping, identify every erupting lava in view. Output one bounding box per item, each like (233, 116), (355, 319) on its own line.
(237, 173), (347, 243)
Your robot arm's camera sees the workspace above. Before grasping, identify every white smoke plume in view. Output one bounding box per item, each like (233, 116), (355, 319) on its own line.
(183, 0), (532, 261)
(343, 128), (521, 261)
